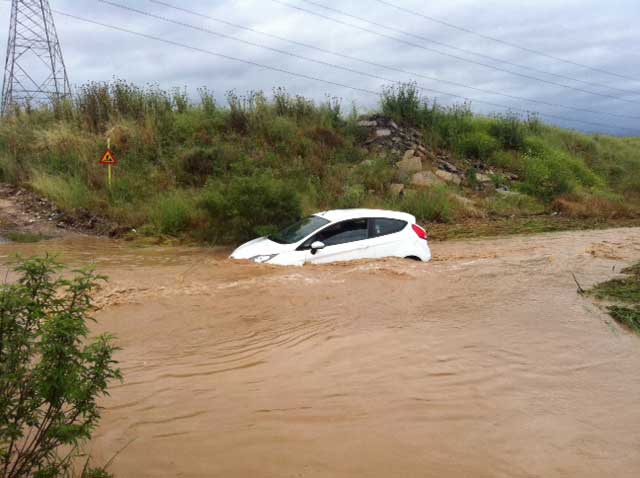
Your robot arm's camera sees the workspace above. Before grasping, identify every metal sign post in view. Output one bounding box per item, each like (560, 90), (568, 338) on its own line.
(99, 138), (118, 188)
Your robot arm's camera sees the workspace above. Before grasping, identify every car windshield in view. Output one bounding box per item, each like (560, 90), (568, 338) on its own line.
(269, 216), (330, 244)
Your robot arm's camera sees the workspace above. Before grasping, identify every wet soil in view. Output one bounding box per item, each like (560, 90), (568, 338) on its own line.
(0, 184), (119, 239)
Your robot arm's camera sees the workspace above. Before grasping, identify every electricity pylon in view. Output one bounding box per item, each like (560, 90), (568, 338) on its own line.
(1, 0), (71, 115)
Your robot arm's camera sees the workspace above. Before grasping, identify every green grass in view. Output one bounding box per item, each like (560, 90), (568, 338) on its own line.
(4, 231), (47, 243)
(591, 271), (640, 303)
(30, 171), (98, 212)
(485, 193), (545, 217)
(0, 80), (638, 244)
(396, 186), (456, 223)
(150, 190), (196, 236)
(607, 306), (640, 334)
(428, 217), (640, 241)
(589, 261), (640, 335)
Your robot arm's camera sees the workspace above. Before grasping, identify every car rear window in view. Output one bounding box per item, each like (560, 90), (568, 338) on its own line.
(370, 218), (407, 238)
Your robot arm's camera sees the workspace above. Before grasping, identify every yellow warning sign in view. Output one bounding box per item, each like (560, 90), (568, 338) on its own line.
(99, 148), (118, 165)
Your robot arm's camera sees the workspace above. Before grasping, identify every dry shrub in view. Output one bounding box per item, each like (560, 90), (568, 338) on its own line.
(301, 154), (326, 179)
(107, 122), (135, 154)
(452, 194), (487, 219)
(306, 126), (343, 148)
(552, 193), (631, 219)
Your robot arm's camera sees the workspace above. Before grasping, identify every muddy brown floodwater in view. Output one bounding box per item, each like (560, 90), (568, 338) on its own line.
(2, 228), (640, 477)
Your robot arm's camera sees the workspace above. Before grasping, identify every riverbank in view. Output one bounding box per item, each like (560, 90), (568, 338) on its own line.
(1, 81), (639, 246)
(3, 181), (640, 245)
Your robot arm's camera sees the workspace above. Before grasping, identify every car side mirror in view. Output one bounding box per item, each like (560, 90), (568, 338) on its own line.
(310, 241), (326, 254)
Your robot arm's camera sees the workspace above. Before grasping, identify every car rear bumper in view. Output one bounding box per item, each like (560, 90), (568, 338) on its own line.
(415, 241), (432, 262)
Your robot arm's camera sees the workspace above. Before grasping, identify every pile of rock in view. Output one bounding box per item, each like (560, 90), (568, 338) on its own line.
(357, 115), (467, 194)
(359, 115), (430, 158)
(393, 148), (465, 194)
(357, 114), (520, 196)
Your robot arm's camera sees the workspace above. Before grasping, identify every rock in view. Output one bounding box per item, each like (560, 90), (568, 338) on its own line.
(357, 120), (377, 127)
(389, 120), (399, 130)
(376, 128), (392, 137)
(435, 169), (462, 185)
(496, 186), (518, 196)
(397, 155), (423, 175)
(453, 195), (475, 208)
(452, 195), (485, 218)
(438, 160), (458, 173)
(476, 173), (493, 183)
(403, 149), (416, 161)
(411, 171), (440, 188)
(389, 183), (405, 197)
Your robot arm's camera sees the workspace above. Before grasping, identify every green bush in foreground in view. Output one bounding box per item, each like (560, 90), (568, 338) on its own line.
(0, 257), (121, 478)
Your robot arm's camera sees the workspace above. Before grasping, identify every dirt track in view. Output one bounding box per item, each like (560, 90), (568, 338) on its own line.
(1, 225), (640, 477)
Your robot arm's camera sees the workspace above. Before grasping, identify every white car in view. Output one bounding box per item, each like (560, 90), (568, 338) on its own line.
(230, 209), (431, 266)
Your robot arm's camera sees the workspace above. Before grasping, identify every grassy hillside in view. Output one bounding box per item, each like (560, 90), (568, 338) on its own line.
(0, 81), (638, 243)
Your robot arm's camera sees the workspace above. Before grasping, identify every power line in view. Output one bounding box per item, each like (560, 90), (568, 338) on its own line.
(270, 0), (640, 105)
(53, 10), (382, 97)
(300, 0), (638, 95)
(54, 7), (639, 134)
(298, 0), (640, 98)
(372, 0), (640, 84)
(296, 0), (639, 98)
(144, 0), (640, 122)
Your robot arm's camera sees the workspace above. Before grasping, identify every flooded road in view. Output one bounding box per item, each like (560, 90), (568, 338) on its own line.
(2, 228), (640, 477)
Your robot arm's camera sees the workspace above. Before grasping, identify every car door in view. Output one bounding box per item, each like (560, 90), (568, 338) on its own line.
(301, 218), (371, 264)
(366, 218), (409, 259)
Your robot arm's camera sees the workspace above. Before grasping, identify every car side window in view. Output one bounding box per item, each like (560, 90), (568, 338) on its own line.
(370, 218), (407, 238)
(302, 219), (369, 248)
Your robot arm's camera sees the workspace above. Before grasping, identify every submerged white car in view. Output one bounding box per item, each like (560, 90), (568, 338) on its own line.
(230, 209), (431, 266)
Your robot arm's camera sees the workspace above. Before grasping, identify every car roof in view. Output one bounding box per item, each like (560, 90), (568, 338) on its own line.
(313, 209), (416, 224)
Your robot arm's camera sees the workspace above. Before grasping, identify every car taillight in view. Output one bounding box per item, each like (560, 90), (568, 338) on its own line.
(412, 224), (428, 240)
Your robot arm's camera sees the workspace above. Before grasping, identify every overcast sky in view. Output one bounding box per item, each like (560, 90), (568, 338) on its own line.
(2, 0), (639, 134)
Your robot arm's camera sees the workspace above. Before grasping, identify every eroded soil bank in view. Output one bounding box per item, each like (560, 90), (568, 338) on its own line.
(1, 228), (640, 477)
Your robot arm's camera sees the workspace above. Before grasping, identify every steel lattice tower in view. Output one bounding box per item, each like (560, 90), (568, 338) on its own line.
(1, 0), (71, 115)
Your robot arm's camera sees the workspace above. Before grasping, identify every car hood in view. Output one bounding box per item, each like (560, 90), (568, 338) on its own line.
(230, 237), (295, 260)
